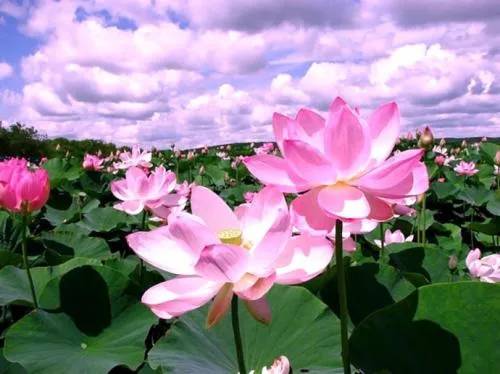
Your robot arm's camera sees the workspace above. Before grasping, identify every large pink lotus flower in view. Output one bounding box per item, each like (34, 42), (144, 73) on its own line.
(0, 158), (50, 213)
(374, 229), (413, 248)
(466, 249), (500, 283)
(454, 161), (479, 176)
(114, 145), (152, 170)
(111, 166), (184, 216)
(244, 97), (429, 233)
(127, 186), (333, 327)
(82, 154), (104, 171)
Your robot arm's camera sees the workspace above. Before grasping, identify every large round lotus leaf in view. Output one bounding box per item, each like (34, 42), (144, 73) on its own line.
(148, 285), (343, 373)
(3, 303), (155, 373)
(349, 282), (500, 373)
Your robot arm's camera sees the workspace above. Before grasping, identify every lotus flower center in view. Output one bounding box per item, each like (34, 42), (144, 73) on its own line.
(218, 228), (243, 245)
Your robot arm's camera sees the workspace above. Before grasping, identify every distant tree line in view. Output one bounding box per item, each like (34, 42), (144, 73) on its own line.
(0, 122), (119, 161)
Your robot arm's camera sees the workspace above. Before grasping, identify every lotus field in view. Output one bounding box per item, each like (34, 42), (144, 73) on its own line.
(1, 98), (499, 374)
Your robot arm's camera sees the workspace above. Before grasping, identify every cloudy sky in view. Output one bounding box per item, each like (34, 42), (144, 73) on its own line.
(0, 0), (499, 149)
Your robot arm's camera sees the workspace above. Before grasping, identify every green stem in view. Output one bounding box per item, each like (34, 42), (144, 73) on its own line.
(379, 223), (385, 255)
(138, 211), (147, 285)
(470, 208), (474, 248)
(21, 214), (38, 309)
(335, 219), (350, 374)
(231, 296), (246, 374)
(422, 194), (426, 247)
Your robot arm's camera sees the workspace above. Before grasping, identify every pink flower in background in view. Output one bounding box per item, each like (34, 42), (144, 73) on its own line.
(244, 191), (256, 203)
(114, 145), (152, 170)
(466, 249), (500, 283)
(244, 97), (428, 234)
(374, 229), (413, 248)
(82, 154), (104, 171)
(0, 158), (50, 213)
(454, 161), (479, 176)
(111, 166), (182, 216)
(127, 186), (333, 327)
(261, 356), (290, 374)
(405, 131), (414, 140)
(434, 155), (446, 166)
(255, 142), (275, 155)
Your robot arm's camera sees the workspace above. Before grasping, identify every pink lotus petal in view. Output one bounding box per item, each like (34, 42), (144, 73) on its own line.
(236, 273), (276, 300)
(114, 200), (145, 215)
(191, 186), (240, 233)
(245, 297), (271, 325)
(317, 185), (370, 220)
(195, 244), (249, 283)
(128, 213), (218, 275)
(290, 188), (336, 236)
(141, 276), (221, 319)
(283, 140), (336, 185)
(243, 154), (311, 193)
(365, 194), (394, 222)
(274, 234), (333, 284)
(324, 105), (369, 180)
(206, 283), (233, 328)
(367, 102), (400, 167)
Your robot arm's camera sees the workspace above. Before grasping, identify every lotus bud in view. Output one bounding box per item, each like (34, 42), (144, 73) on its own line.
(187, 151), (195, 160)
(495, 151), (500, 166)
(55, 143), (61, 151)
(439, 138), (446, 147)
(435, 155), (445, 166)
(417, 193), (425, 204)
(199, 165), (205, 175)
(418, 126), (434, 149)
(481, 136), (487, 142)
(448, 255), (458, 270)
(461, 140), (467, 148)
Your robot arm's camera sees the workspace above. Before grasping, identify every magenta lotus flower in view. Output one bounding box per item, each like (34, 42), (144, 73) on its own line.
(114, 145), (152, 170)
(255, 142), (275, 155)
(374, 229), (413, 248)
(82, 154), (104, 171)
(244, 97), (429, 233)
(434, 155), (446, 166)
(0, 158), (50, 213)
(111, 166), (183, 216)
(127, 186), (333, 326)
(454, 161), (479, 176)
(466, 249), (500, 283)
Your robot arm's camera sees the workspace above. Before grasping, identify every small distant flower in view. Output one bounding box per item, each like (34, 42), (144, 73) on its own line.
(82, 154), (104, 171)
(243, 191), (256, 203)
(461, 140), (468, 148)
(199, 165), (205, 175)
(454, 161), (479, 176)
(432, 145), (448, 156)
(443, 155), (456, 166)
(466, 249), (500, 283)
(374, 229), (413, 248)
(405, 131), (414, 140)
(495, 151), (500, 166)
(255, 143), (275, 155)
(439, 138), (446, 147)
(481, 136), (487, 142)
(437, 177), (446, 183)
(111, 166), (180, 216)
(494, 165), (499, 176)
(435, 155), (446, 166)
(217, 151), (230, 160)
(187, 151), (195, 160)
(114, 145), (152, 170)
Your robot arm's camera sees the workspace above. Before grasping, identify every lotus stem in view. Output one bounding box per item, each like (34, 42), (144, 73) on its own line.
(335, 219), (350, 374)
(379, 223), (385, 256)
(21, 213), (38, 309)
(231, 296), (247, 374)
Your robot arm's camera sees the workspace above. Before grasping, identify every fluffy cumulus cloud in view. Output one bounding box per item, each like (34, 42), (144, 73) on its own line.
(0, 0), (499, 148)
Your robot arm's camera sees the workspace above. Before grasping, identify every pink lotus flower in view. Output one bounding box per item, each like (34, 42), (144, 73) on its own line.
(244, 97), (429, 234)
(114, 145), (152, 170)
(434, 155), (446, 166)
(374, 229), (413, 248)
(111, 166), (184, 216)
(82, 154), (104, 171)
(126, 186), (333, 326)
(466, 249), (500, 283)
(260, 356), (290, 374)
(255, 143), (275, 155)
(0, 158), (50, 213)
(244, 191), (256, 203)
(454, 161), (479, 176)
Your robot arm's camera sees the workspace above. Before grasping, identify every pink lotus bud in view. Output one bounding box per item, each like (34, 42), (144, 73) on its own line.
(0, 158), (50, 213)
(199, 165), (205, 175)
(262, 356), (290, 374)
(418, 126), (434, 149)
(448, 255), (458, 270)
(434, 155), (445, 166)
(438, 177), (445, 183)
(495, 151), (500, 166)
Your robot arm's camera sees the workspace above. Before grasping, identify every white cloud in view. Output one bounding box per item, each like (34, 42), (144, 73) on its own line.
(0, 61), (13, 80)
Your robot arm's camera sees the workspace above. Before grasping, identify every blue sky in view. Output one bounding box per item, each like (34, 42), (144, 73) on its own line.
(1, 0), (499, 149)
